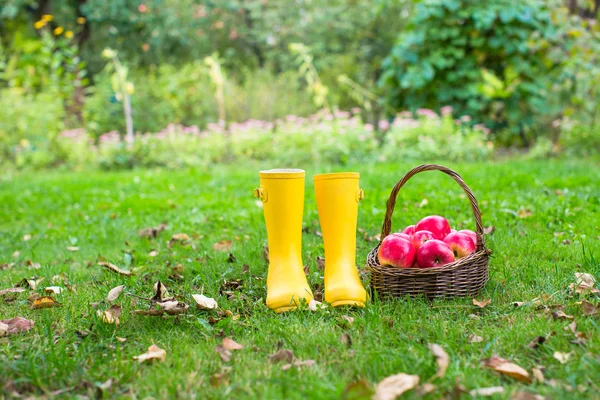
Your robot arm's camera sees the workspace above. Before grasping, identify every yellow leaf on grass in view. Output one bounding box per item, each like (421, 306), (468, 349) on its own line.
(31, 296), (58, 309)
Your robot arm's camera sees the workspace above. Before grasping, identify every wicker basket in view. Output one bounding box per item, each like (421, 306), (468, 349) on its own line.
(366, 164), (492, 299)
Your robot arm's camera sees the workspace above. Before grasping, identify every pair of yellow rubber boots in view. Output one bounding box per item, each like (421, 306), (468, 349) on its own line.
(254, 169), (367, 312)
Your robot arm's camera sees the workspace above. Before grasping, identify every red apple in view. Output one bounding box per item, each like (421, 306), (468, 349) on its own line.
(378, 235), (416, 268)
(459, 229), (478, 246)
(401, 225), (416, 236)
(410, 230), (434, 251)
(416, 239), (454, 268)
(444, 232), (476, 259)
(415, 215), (451, 240)
(392, 232), (411, 241)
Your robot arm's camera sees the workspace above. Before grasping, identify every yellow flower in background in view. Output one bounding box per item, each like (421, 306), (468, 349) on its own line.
(77, 17), (86, 24)
(34, 19), (46, 29)
(53, 26), (64, 35)
(65, 30), (74, 39)
(42, 14), (53, 22)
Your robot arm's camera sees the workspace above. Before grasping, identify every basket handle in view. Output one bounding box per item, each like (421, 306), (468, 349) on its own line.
(380, 164), (485, 250)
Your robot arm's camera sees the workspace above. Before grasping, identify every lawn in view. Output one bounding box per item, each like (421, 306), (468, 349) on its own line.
(1, 159), (599, 399)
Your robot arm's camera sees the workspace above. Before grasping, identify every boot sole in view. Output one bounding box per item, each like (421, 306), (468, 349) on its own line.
(330, 300), (365, 308)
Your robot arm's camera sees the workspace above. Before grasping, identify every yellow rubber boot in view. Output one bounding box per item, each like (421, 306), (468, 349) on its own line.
(314, 172), (367, 307)
(255, 169), (313, 312)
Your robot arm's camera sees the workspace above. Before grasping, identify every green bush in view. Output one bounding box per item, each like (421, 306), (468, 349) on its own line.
(380, 0), (562, 143)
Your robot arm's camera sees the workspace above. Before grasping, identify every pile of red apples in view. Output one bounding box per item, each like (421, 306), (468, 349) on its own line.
(378, 215), (477, 268)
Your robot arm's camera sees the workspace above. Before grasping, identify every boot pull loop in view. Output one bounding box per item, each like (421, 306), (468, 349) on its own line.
(254, 187), (268, 202)
(356, 188), (365, 202)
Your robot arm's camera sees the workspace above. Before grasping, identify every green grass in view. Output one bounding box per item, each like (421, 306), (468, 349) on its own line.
(1, 159), (599, 399)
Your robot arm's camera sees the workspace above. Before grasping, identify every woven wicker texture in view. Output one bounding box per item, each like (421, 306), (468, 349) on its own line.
(366, 164), (491, 299)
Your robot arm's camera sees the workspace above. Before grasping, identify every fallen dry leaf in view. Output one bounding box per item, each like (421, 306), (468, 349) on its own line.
(31, 296), (59, 309)
(316, 256), (325, 270)
(210, 371), (229, 387)
(171, 233), (190, 241)
(281, 359), (316, 371)
(428, 344), (449, 380)
(342, 315), (355, 325)
(116, 336), (127, 342)
(469, 387), (505, 397)
(98, 261), (132, 276)
(482, 356), (531, 383)
(107, 285), (125, 302)
(581, 300), (599, 316)
(222, 337), (244, 351)
(340, 332), (352, 347)
(134, 344), (166, 363)
(148, 250), (158, 257)
(44, 286), (63, 295)
(213, 240), (233, 252)
(512, 392), (545, 400)
(157, 300), (189, 315)
(269, 349), (294, 364)
(97, 305), (122, 325)
(473, 298), (491, 308)
(263, 246), (269, 263)
(416, 383), (436, 396)
(17, 277), (44, 290)
(192, 294), (218, 310)
(565, 321), (577, 334)
(527, 335), (549, 349)
(0, 317), (34, 336)
(152, 280), (173, 302)
(215, 345), (232, 362)
(569, 272), (599, 294)
(341, 380), (374, 399)
(483, 226), (495, 235)
(531, 367), (545, 383)
(0, 287), (26, 296)
(468, 334), (483, 343)
(553, 351), (571, 364)
(138, 223), (167, 239)
(66, 246), (79, 252)
(374, 373), (420, 400)
(518, 208), (533, 218)
(308, 299), (326, 311)
(552, 310), (573, 320)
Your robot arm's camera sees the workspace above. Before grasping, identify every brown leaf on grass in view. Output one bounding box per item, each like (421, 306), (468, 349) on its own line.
(17, 277), (44, 290)
(116, 336), (127, 342)
(157, 300), (189, 315)
(518, 208), (533, 218)
(308, 299), (325, 311)
(416, 383), (436, 396)
(468, 334), (483, 343)
(1, 263), (15, 270)
(227, 253), (236, 263)
(269, 349), (294, 364)
(134, 344), (166, 363)
(213, 240), (232, 252)
(263, 246), (269, 263)
(568, 272), (599, 294)
(483, 226), (496, 235)
(31, 296), (59, 309)
(148, 250), (158, 257)
(107, 285), (125, 302)
(581, 300), (599, 316)
(527, 336), (547, 349)
(215, 345), (232, 362)
(0, 287), (26, 296)
(0, 317), (34, 336)
(241, 264), (250, 274)
(171, 233), (190, 241)
(512, 392), (545, 400)
(531, 367), (545, 383)
(66, 246), (79, 252)
(340, 332), (352, 347)
(138, 223), (167, 239)
(281, 359), (316, 371)
(469, 387), (505, 397)
(210, 371), (230, 387)
(553, 351), (571, 364)
(44, 286), (63, 295)
(97, 305), (122, 325)
(25, 260), (41, 269)
(222, 337), (244, 351)
(98, 261), (132, 276)
(565, 321), (577, 334)
(374, 373), (419, 400)
(482, 356), (531, 383)
(192, 294), (218, 310)
(316, 256), (325, 270)
(473, 298), (491, 308)
(342, 315), (355, 325)
(552, 310), (573, 320)
(428, 344), (449, 380)
(152, 281), (173, 302)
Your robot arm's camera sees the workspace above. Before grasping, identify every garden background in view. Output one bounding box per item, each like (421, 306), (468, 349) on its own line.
(1, 1), (600, 399)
